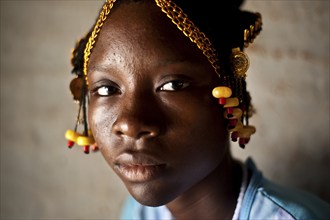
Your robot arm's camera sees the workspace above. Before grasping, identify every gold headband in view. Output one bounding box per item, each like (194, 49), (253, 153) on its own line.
(83, 0), (116, 85)
(83, 0), (222, 84)
(155, 0), (221, 76)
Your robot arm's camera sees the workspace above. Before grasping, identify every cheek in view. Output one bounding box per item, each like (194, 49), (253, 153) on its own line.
(165, 93), (229, 164)
(175, 96), (229, 162)
(167, 91), (228, 143)
(89, 103), (121, 170)
(178, 109), (228, 161)
(88, 103), (115, 149)
(149, 101), (229, 204)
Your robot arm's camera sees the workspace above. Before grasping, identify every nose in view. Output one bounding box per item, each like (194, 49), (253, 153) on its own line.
(113, 117), (161, 139)
(112, 94), (162, 140)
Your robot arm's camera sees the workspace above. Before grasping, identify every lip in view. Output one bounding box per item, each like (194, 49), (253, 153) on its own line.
(114, 153), (166, 182)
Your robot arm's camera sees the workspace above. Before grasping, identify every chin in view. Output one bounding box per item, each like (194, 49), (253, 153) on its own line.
(126, 182), (178, 207)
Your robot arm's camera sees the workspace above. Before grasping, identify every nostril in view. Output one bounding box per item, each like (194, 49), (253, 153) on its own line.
(113, 123), (129, 137)
(137, 131), (156, 139)
(115, 130), (124, 136)
(112, 117), (161, 139)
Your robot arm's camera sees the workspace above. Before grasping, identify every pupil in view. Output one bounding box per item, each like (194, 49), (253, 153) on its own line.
(172, 81), (183, 89)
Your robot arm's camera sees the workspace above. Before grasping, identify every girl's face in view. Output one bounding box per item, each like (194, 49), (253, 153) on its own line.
(88, 1), (229, 206)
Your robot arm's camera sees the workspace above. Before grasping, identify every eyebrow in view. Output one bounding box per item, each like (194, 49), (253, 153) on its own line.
(89, 65), (111, 73)
(157, 57), (201, 68)
(90, 57), (197, 72)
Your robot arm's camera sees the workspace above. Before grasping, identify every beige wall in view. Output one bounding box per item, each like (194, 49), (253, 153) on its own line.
(1, 0), (329, 219)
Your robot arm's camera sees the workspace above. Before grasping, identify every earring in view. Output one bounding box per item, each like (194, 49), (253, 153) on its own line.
(212, 87), (245, 143)
(65, 76), (97, 154)
(231, 48), (256, 149)
(229, 47), (250, 78)
(212, 47), (256, 149)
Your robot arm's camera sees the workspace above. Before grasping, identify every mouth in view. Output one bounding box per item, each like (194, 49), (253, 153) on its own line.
(114, 153), (167, 182)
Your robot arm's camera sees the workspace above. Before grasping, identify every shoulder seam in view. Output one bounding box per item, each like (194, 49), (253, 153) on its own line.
(258, 188), (296, 219)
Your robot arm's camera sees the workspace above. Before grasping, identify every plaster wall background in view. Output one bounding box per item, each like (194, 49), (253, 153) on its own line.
(1, 0), (329, 219)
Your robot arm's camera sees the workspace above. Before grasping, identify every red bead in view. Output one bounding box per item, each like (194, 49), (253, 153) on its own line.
(239, 138), (246, 149)
(239, 138), (245, 145)
(231, 132), (238, 142)
(227, 119), (238, 129)
(227, 107), (233, 114)
(219, 98), (226, 105)
(92, 145), (99, 152)
(83, 146), (90, 154)
(67, 140), (74, 148)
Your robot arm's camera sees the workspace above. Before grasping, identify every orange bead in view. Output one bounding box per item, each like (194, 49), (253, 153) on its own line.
(237, 125), (256, 138)
(223, 98), (239, 108)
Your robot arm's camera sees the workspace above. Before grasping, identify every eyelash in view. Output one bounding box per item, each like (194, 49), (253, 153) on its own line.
(92, 85), (120, 97)
(91, 79), (190, 97)
(159, 80), (190, 91)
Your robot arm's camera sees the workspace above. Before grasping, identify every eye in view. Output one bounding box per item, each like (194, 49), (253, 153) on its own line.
(93, 85), (119, 97)
(159, 80), (190, 91)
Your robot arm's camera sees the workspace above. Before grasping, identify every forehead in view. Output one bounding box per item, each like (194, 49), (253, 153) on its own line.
(88, 0), (209, 70)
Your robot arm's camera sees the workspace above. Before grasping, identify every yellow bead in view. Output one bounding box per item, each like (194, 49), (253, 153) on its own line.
(228, 121), (243, 132)
(212, 86), (232, 98)
(238, 126), (256, 138)
(76, 135), (95, 146)
(223, 98), (239, 108)
(65, 130), (80, 142)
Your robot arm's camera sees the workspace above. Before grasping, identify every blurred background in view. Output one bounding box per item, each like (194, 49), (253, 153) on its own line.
(1, 0), (329, 219)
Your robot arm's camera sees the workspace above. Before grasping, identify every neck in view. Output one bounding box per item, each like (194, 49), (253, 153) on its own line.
(166, 154), (243, 220)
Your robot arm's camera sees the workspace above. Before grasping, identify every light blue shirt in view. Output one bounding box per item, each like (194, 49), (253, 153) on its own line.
(120, 158), (330, 219)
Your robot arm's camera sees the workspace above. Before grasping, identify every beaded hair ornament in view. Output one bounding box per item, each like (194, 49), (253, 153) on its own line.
(65, 0), (262, 153)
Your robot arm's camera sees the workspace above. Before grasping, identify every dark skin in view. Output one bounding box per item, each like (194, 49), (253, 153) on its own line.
(87, 1), (243, 219)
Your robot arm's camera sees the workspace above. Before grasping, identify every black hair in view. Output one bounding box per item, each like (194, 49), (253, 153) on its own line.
(173, 1), (260, 54)
(70, 31), (92, 76)
(71, 0), (261, 74)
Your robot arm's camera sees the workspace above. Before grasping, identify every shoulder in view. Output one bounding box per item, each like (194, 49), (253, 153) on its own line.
(253, 179), (330, 220)
(240, 158), (330, 220)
